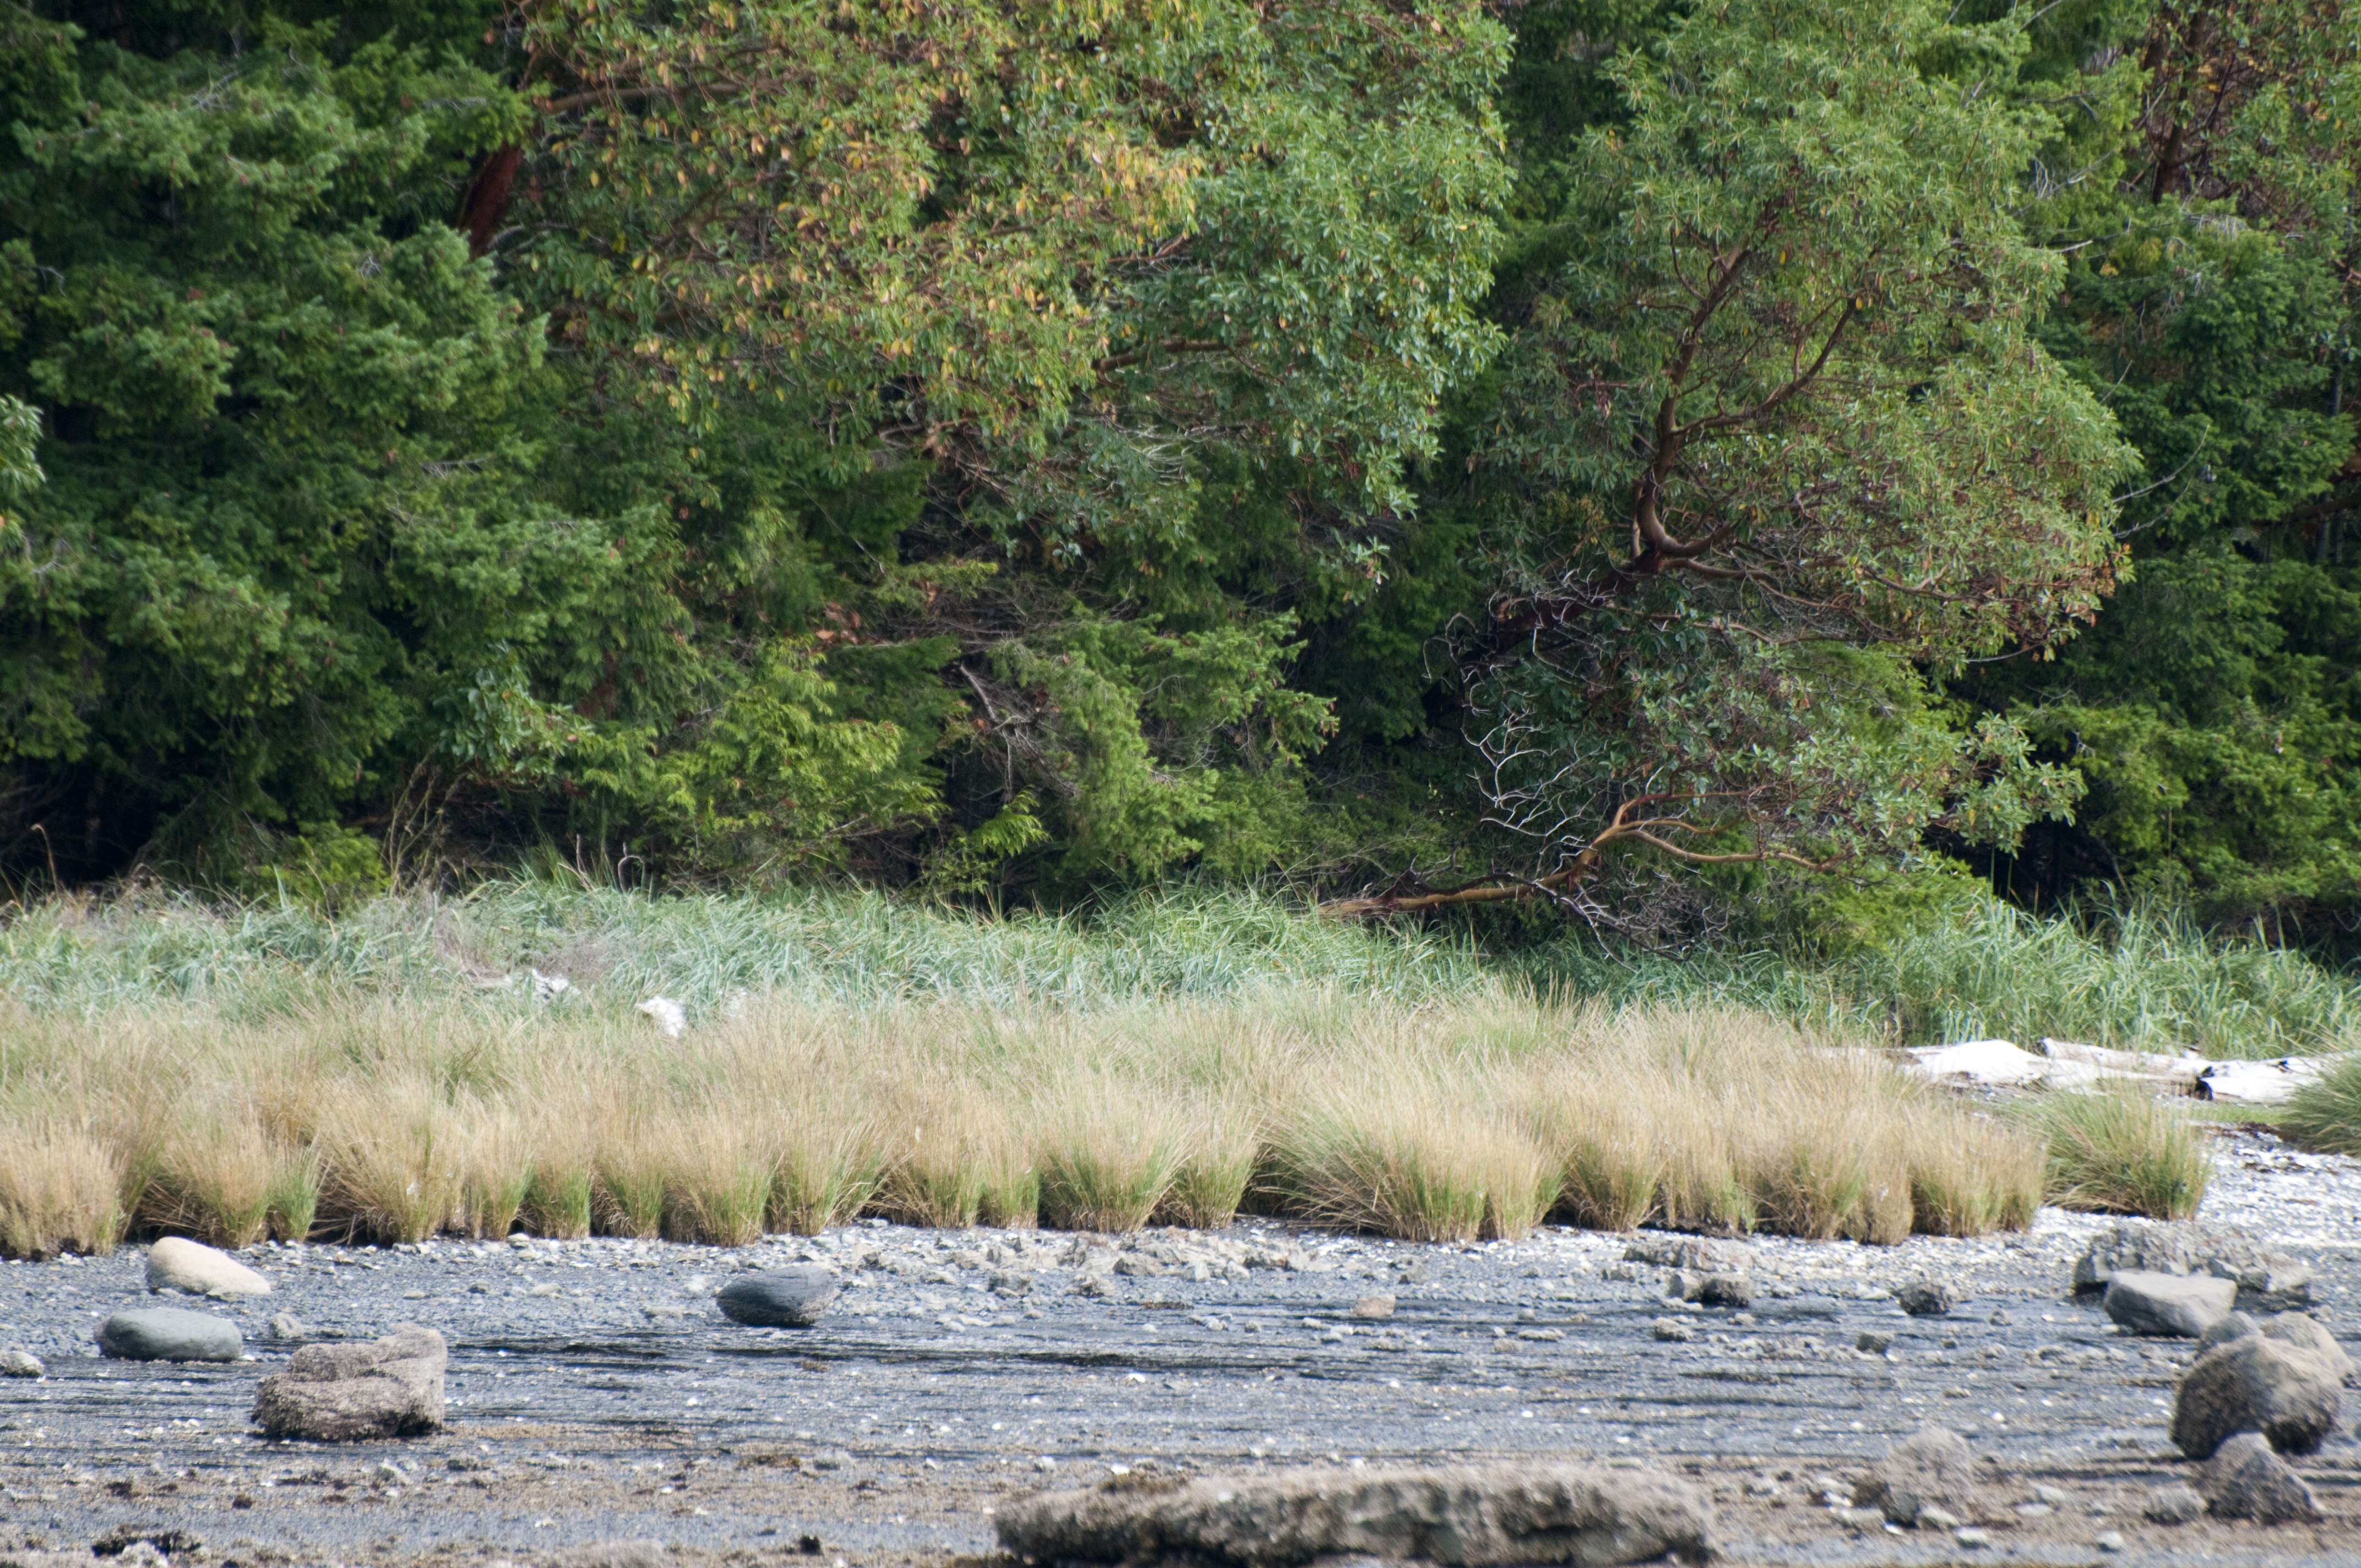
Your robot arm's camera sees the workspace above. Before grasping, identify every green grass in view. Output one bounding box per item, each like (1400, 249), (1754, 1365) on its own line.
(2281, 1055), (2361, 1154)
(8, 880), (2349, 1058)
(2025, 1088), (2211, 1220)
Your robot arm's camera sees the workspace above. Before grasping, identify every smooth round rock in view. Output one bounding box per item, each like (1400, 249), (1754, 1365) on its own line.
(98, 1307), (243, 1363)
(715, 1266), (838, 1328)
(1, 1348), (43, 1378)
(146, 1236), (272, 1298)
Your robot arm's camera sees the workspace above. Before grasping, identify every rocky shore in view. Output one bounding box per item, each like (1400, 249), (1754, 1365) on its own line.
(1, 1125), (2355, 1567)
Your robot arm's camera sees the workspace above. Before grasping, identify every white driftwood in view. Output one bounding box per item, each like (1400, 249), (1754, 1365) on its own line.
(2037, 1038), (2209, 1088)
(1904, 1039), (2050, 1086)
(2194, 1058), (2325, 1105)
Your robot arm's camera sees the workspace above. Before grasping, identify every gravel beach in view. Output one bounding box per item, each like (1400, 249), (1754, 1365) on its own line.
(3, 1125), (2357, 1567)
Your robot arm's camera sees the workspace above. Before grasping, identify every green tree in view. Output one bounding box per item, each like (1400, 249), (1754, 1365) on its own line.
(1332, 0), (2132, 916)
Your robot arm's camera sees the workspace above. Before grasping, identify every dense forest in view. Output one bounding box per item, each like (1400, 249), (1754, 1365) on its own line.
(2, 0), (2357, 947)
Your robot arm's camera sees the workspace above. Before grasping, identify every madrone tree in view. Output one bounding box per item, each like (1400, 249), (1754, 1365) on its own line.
(1330, 0), (2136, 918)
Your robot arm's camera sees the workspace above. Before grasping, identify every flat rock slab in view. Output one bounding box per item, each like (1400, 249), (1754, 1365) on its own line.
(2104, 1270), (2237, 1337)
(145, 1237), (271, 1298)
(251, 1323), (445, 1440)
(715, 1265), (837, 1327)
(997, 1461), (1714, 1567)
(96, 1308), (242, 1363)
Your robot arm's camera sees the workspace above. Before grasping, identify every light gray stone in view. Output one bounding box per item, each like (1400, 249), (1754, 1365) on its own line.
(1624, 1237), (1750, 1272)
(1650, 1317), (1694, 1343)
(715, 1266), (838, 1327)
(1851, 1427), (1978, 1528)
(2198, 1433), (2322, 1525)
(997, 1461), (1715, 1567)
(1351, 1294), (1396, 1320)
(2103, 1270), (2237, 1337)
(97, 1307), (243, 1363)
(145, 1236), (271, 1298)
(0, 1348), (42, 1378)
(2171, 1330), (2343, 1458)
(251, 1324), (445, 1440)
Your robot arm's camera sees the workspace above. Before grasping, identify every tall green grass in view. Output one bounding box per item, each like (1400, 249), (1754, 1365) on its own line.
(4, 881), (2353, 1056)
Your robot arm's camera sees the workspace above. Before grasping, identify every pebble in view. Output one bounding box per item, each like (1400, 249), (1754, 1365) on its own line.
(1896, 1278), (1956, 1316)
(1, 1348), (43, 1378)
(1650, 1317), (1694, 1343)
(1854, 1331), (1892, 1354)
(2095, 1530), (2124, 1553)
(1953, 1527), (1991, 1548)
(1351, 1294), (1396, 1320)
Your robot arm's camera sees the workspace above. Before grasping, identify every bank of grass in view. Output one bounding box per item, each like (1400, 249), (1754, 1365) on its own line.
(0, 988), (2051, 1257)
(1, 880), (2330, 1257)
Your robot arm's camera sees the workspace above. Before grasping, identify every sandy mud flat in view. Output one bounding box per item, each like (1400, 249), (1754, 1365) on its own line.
(3, 1127), (2357, 1567)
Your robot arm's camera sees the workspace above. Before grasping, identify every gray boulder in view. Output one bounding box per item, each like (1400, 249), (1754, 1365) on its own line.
(1896, 1278), (1957, 1317)
(1849, 1427), (1979, 1528)
(1, 1348), (43, 1378)
(251, 1324), (445, 1440)
(997, 1461), (1714, 1567)
(2171, 1331), (2343, 1459)
(2103, 1270), (2236, 1337)
(97, 1307), (243, 1363)
(2141, 1484), (2206, 1525)
(2195, 1311), (2259, 1357)
(2198, 1433), (2322, 1525)
(2073, 1223), (2311, 1309)
(715, 1266), (838, 1328)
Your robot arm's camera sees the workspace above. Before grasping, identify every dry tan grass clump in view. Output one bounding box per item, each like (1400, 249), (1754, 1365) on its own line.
(0, 1117), (127, 1259)
(0, 984), (2083, 1254)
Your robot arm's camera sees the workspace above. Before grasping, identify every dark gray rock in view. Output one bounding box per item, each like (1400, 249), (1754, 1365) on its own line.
(715, 1266), (839, 1327)
(96, 1307), (242, 1363)
(1663, 1270), (1751, 1307)
(1698, 1272), (1752, 1308)
(2195, 1311), (2259, 1357)
(2103, 1270), (2236, 1337)
(1897, 1278), (1957, 1317)
(2170, 1331), (2343, 1459)
(2199, 1433), (2322, 1525)
(2141, 1484), (2205, 1525)
(1851, 1426), (1978, 1528)
(251, 1324), (445, 1441)
(997, 1461), (1715, 1567)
